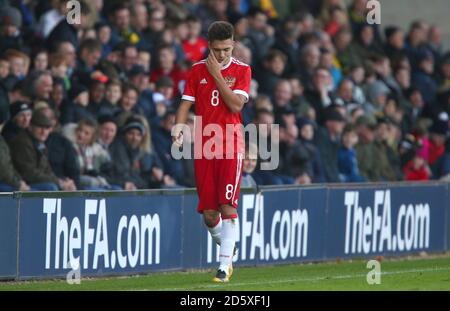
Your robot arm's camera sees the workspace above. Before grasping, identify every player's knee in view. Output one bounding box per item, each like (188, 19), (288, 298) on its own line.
(220, 204), (238, 219)
(203, 210), (220, 227)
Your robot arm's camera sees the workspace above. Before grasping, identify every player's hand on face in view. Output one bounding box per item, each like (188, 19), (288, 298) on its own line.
(206, 51), (222, 79)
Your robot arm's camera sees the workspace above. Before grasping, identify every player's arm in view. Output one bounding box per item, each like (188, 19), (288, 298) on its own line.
(175, 99), (192, 125)
(206, 54), (246, 113)
(172, 99), (193, 145)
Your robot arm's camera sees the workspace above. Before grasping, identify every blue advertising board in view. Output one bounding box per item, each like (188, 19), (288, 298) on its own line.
(0, 194), (17, 279)
(447, 184), (450, 251)
(0, 181), (447, 280)
(325, 184), (447, 259)
(201, 186), (328, 269)
(18, 193), (184, 279)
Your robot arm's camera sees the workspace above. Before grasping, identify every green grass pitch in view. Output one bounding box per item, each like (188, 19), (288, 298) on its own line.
(1, 255), (450, 291)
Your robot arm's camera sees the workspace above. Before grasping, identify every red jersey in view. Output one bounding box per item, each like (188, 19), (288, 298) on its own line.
(181, 57), (252, 158)
(150, 65), (187, 96)
(182, 37), (208, 63)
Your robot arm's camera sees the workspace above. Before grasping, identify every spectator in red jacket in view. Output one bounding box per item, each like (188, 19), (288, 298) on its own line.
(182, 15), (208, 63)
(150, 44), (187, 96)
(403, 149), (431, 181)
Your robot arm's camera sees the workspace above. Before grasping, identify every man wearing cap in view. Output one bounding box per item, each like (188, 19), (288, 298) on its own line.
(9, 109), (76, 191)
(0, 6), (24, 53)
(354, 115), (396, 182)
(128, 64), (153, 122)
(314, 106), (346, 182)
(152, 110), (185, 185)
(108, 116), (174, 190)
(151, 76), (175, 125)
(0, 104), (31, 191)
(1, 100), (32, 142)
(428, 112), (448, 167)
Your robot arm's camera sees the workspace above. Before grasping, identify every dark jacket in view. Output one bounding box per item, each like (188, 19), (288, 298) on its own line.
(355, 141), (398, 182)
(89, 99), (120, 119)
(272, 36), (301, 75)
(152, 126), (184, 185)
(0, 135), (22, 187)
(412, 68), (438, 105)
(315, 127), (341, 183)
(9, 130), (59, 184)
(46, 19), (78, 51)
(46, 132), (81, 186)
(0, 34), (25, 54)
(254, 67), (281, 96)
(303, 139), (326, 183)
(60, 101), (95, 125)
(107, 136), (163, 188)
(1, 121), (25, 143)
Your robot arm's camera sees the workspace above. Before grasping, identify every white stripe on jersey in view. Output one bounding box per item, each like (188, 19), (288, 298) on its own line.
(231, 153), (243, 204)
(181, 95), (195, 102)
(231, 58), (249, 67)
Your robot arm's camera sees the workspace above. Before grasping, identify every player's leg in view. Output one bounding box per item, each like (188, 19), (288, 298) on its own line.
(195, 158), (222, 245)
(213, 153), (244, 282)
(203, 210), (221, 245)
(214, 204), (238, 281)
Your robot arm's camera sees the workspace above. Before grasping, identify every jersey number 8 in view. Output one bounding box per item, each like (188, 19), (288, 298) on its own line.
(211, 90), (219, 106)
(225, 184), (234, 200)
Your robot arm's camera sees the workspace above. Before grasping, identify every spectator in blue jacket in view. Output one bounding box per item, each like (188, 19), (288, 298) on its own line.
(152, 109), (185, 185)
(412, 49), (437, 105)
(338, 124), (365, 182)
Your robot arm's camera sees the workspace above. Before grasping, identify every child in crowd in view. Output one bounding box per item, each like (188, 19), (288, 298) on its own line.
(241, 142), (258, 188)
(338, 124), (365, 182)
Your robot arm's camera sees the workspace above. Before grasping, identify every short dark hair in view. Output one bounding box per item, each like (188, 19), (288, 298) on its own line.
(112, 3), (129, 14)
(80, 38), (102, 53)
(247, 6), (266, 18)
(342, 124), (356, 135)
(207, 21), (234, 42)
(186, 14), (200, 24)
(265, 49), (287, 64)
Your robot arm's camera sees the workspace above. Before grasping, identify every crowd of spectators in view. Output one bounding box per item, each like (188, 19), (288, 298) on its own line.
(0, 0), (449, 191)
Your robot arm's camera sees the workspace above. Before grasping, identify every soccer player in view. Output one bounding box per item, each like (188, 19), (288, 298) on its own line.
(173, 21), (251, 282)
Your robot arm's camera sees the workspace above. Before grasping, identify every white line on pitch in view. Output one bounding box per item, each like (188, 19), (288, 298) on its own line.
(127, 266), (450, 291)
